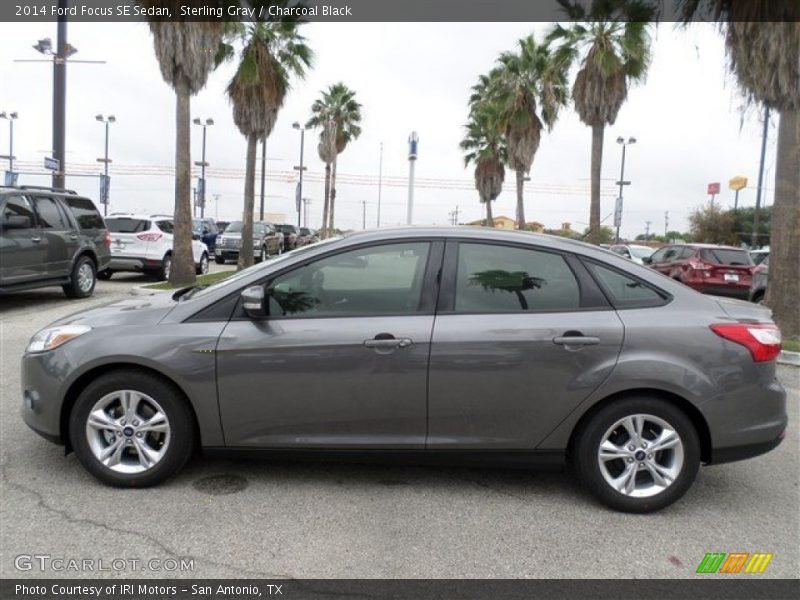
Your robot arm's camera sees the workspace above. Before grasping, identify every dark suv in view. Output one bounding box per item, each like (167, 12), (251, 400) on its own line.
(0, 186), (110, 298)
(276, 224), (300, 250)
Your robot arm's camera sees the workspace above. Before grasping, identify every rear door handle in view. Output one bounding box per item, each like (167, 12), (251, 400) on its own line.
(364, 335), (413, 350)
(553, 335), (600, 347)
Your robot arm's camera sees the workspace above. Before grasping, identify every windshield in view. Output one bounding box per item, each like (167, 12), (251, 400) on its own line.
(224, 221), (243, 234)
(629, 246), (654, 259)
(192, 219), (205, 233)
(183, 237), (342, 301)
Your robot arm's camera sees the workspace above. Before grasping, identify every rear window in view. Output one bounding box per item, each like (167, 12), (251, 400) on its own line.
(64, 196), (105, 230)
(106, 218), (150, 233)
(699, 248), (752, 266)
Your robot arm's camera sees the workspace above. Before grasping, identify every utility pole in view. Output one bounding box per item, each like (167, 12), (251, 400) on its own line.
(614, 136), (636, 244)
(95, 114), (114, 215)
(448, 205), (460, 226)
(259, 136), (266, 220)
(302, 198), (311, 228)
(53, 2), (67, 189)
(0, 111), (18, 186)
(645, 220), (652, 242)
(192, 118), (213, 219)
(664, 211), (669, 239)
(407, 132), (418, 225)
(752, 105), (770, 248)
(213, 193), (220, 221)
(377, 142), (383, 228)
(362, 199), (366, 230)
(292, 122), (306, 227)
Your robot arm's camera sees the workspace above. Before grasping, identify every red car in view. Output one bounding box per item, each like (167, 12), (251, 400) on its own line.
(643, 243), (754, 299)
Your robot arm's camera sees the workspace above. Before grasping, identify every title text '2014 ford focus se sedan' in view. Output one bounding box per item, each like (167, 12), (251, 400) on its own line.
(20, 228), (787, 512)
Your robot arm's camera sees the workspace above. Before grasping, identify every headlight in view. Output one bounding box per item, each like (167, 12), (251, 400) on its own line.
(26, 325), (91, 353)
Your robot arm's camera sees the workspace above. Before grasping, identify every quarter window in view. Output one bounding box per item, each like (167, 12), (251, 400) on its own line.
(586, 262), (667, 308)
(2, 195), (35, 227)
(156, 220), (174, 234)
(454, 243), (580, 313)
(64, 197), (104, 230)
(267, 242), (431, 317)
(33, 196), (68, 229)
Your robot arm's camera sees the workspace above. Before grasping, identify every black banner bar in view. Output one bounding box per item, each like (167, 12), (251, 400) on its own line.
(2, 579), (800, 600)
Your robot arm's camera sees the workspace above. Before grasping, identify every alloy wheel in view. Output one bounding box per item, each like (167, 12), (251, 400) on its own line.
(596, 413), (684, 498)
(76, 262), (95, 293)
(85, 390), (171, 474)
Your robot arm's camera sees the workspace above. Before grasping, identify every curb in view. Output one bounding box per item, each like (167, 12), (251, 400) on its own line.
(778, 351), (800, 367)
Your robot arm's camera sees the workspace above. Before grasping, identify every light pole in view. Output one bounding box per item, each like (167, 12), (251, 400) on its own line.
(95, 114), (114, 215)
(292, 122), (307, 228)
(193, 117), (213, 219)
(752, 106), (770, 248)
(377, 142), (383, 228)
(0, 111), (18, 186)
(614, 136), (636, 243)
(407, 132), (418, 225)
(259, 136), (267, 220)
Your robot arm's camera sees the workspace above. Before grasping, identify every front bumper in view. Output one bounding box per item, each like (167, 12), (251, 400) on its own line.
(20, 349), (71, 445)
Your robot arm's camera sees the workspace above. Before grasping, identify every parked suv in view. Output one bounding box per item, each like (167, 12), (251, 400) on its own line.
(102, 214), (209, 280)
(276, 224), (300, 250)
(0, 186), (110, 298)
(644, 243), (753, 299)
(215, 220), (282, 264)
(192, 217), (219, 253)
(298, 227), (317, 246)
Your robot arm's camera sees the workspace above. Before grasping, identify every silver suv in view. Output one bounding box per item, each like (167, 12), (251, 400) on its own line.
(20, 227), (787, 512)
(0, 186), (110, 298)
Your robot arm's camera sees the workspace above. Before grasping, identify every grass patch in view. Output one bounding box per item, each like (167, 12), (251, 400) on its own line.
(782, 338), (800, 354)
(143, 270), (234, 291)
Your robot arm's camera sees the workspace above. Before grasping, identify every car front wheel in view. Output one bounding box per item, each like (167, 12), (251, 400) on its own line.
(572, 397), (700, 513)
(63, 256), (96, 298)
(196, 252), (209, 275)
(69, 370), (195, 487)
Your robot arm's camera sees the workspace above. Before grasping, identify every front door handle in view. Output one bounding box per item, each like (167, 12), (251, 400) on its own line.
(553, 331), (600, 350)
(364, 334), (413, 351)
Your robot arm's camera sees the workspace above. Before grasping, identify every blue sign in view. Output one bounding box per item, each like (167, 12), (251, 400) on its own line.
(99, 175), (110, 204)
(4, 171), (18, 186)
(44, 156), (59, 171)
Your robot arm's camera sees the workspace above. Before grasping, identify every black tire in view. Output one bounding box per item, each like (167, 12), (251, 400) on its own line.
(97, 270), (113, 281)
(196, 252), (209, 275)
(156, 253), (171, 281)
(62, 255), (97, 299)
(752, 291), (765, 304)
(572, 396), (700, 513)
(69, 369), (195, 488)
(215, 256), (225, 265)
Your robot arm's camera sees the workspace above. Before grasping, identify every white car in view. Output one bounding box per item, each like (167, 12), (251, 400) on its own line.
(609, 244), (655, 265)
(101, 214), (209, 280)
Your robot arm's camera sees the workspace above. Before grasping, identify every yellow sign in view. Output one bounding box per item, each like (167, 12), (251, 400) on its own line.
(729, 176), (748, 191)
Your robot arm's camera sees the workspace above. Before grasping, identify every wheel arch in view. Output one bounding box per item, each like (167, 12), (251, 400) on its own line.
(71, 248), (98, 272)
(566, 388), (712, 464)
(60, 363), (201, 453)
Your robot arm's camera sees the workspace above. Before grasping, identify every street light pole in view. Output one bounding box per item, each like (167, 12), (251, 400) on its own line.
(614, 136), (636, 244)
(259, 136), (266, 220)
(192, 117), (213, 220)
(0, 112), (18, 185)
(752, 105), (770, 248)
(407, 132), (418, 225)
(377, 142), (383, 228)
(95, 114), (114, 215)
(293, 122), (306, 228)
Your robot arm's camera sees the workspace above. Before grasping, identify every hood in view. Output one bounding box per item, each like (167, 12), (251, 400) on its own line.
(49, 292), (177, 329)
(716, 297), (773, 324)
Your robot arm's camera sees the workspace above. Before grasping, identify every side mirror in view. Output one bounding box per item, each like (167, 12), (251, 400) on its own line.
(642, 256), (652, 265)
(241, 285), (267, 318)
(2, 215), (32, 230)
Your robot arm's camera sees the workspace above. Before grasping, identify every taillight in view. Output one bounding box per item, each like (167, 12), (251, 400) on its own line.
(710, 323), (782, 362)
(136, 232), (163, 242)
(687, 260), (712, 278)
(102, 230), (111, 248)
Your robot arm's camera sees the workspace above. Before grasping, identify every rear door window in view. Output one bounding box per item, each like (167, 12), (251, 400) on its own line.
(33, 196), (69, 229)
(63, 197), (104, 230)
(156, 220), (174, 234)
(699, 248), (752, 266)
(453, 243), (580, 313)
(106, 218), (150, 233)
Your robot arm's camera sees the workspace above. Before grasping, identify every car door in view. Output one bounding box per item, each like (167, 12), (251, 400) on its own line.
(649, 246), (676, 275)
(31, 195), (79, 278)
(216, 240), (444, 448)
(427, 241), (624, 449)
(0, 194), (46, 284)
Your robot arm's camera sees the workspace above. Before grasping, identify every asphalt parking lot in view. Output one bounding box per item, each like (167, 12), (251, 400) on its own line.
(0, 272), (797, 579)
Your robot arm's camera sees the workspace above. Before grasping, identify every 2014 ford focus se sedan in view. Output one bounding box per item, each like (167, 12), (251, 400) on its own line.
(20, 228), (787, 512)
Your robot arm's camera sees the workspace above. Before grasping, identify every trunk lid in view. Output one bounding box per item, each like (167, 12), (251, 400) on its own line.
(716, 297), (774, 324)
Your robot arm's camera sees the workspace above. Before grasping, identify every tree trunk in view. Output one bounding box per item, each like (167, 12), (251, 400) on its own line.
(588, 123), (604, 245)
(485, 197), (494, 226)
(321, 162), (331, 239)
(170, 77), (196, 287)
(765, 108), (799, 339)
(238, 133), (257, 270)
(515, 170), (525, 229)
(328, 156), (338, 233)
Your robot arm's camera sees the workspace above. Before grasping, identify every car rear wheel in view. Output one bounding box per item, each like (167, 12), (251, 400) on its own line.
(572, 397), (700, 513)
(256, 246), (267, 263)
(97, 270), (113, 281)
(156, 254), (171, 281)
(69, 370), (195, 487)
(63, 256), (96, 299)
(196, 252), (209, 275)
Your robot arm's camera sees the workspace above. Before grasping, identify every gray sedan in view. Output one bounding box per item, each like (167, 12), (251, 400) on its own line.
(20, 227), (786, 512)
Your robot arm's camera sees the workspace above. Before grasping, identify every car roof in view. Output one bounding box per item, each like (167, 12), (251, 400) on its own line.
(106, 213), (171, 220)
(680, 243), (745, 250)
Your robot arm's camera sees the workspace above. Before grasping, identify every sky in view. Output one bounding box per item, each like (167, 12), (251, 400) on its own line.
(0, 21), (779, 237)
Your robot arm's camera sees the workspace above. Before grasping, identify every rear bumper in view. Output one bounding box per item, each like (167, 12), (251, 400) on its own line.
(107, 256), (163, 272)
(710, 435), (784, 465)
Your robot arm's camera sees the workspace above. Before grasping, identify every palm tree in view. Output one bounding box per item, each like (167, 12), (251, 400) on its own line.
(307, 83), (362, 237)
(315, 119), (338, 239)
(491, 35), (569, 229)
(461, 98), (507, 226)
(679, 2), (800, 339)
(548, 0), (655, 245)
(226, 21), (312, 269)
(137, 3), (225, 285)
